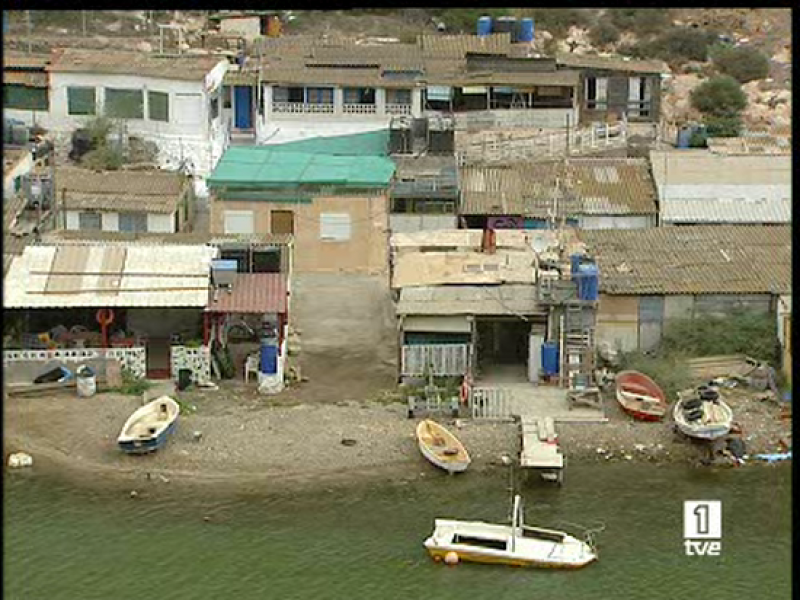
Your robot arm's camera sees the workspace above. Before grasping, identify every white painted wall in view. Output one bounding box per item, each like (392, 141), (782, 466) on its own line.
(219, 16), (261, 39)
(41, 68), (229, 177)
(256, 119), (390, 146)
(579, 215), (655, 229)
(64, 209), (176, 233)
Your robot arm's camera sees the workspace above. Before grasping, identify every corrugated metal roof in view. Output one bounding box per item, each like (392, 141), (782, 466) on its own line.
(48, 48), (226, 81)
(271, 130), (389, 156)
(397, 284), (541, 316)
(390, 229), (533, 251)
(208, 146), (395, 189)
(555, 52), (669, 74)
(41, 231), (294, 247)
(205, 273), (288, 314)
(419, 34), (512, 58)
(579, 226), (791, 295)
(706, 135), (791, 156)
(434, 69), (579, 87)
(3, 243), (218, 309)
(650, 150), (791, 186)
(55, 167), (186, 214)
(661, 198), (791, 224)
(460, 158), (657, 216)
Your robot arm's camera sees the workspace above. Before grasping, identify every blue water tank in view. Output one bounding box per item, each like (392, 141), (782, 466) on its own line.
(477, 15), (492, 37)
(578, 263), (599, 301)
(570, 253), (583, 275)
(541, 342), (559, 376)
(676, 126), (692, 149)
(260, 343), (278, 375)
(519, 18), (534, 43)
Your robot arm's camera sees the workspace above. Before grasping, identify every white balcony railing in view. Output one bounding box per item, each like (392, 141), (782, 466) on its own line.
(343, 103), (377, 115)
(386, 103), (413, 116)
(272, 102), (335, 114)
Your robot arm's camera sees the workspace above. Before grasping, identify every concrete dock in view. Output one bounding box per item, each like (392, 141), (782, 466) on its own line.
(519, 417), (564, 481)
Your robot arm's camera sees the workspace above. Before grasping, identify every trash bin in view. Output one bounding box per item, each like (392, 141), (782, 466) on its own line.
(177, 368), (193, 391)
(76, 365), (97, 398)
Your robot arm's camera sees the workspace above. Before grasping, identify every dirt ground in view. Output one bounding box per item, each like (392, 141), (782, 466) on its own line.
(4, 378), (791, 496)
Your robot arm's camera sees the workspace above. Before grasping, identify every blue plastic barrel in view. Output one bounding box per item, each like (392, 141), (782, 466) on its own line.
(477, 16), (492, 37)
(541, 342), (559, 376)
(260, 343), (278, 375)
(570, 254), (583, 275)
(578, 263), (599, 301)
(519, 18), (534, 43)
(676, 126), (692, 149)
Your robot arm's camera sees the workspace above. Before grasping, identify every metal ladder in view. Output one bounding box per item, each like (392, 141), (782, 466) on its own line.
(562, 300), (596, 389)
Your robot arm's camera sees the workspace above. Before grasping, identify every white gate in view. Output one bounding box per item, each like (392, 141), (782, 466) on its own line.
(470, 387), (516, 420)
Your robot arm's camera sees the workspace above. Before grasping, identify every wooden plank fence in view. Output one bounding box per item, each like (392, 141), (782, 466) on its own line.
(401, 344), (470, 376)
(470, 387), (516, 420)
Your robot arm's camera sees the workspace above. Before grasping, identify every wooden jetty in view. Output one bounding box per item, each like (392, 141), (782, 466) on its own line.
(519, 417), (564, 485)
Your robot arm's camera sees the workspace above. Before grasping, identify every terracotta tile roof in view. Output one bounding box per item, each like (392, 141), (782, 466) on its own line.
(55, 167), (186, 214)
(205, 273), (288, 314)
(48, 48), (224, 80)
(460, 158), (657, 217)
(418, 33), (512, 58)
(578, 225), (792, 295)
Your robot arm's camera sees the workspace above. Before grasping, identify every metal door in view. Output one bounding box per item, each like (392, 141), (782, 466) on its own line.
(234, 86), (253, 129)
(638, 296), (664, 351)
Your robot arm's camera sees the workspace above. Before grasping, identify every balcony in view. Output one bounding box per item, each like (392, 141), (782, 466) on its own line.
(272, 102), (335, 114)
(386, 103), (413, 116)
(343, 103), (377, 115)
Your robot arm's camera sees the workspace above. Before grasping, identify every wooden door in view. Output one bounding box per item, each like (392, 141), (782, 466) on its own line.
(271, 210), (294, 235)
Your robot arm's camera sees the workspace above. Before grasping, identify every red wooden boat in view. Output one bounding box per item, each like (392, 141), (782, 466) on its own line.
(614, 370), (668, 421)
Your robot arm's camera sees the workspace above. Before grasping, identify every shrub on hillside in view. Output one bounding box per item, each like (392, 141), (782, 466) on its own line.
(703, 113), (743, 137)
(432, 8), (508, 33)
(690, 75), (747, 116)
(520, 8), (591, 37)
(710, 44), (770, 83)
(645, 27), (719, 63)
(589, 19), (620, 47)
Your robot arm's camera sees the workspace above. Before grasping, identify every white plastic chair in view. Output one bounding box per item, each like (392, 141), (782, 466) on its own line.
(244, 354), (259, 383)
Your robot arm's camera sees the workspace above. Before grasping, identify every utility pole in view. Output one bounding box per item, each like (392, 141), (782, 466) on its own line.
(26, 10), (32, 54)
(565, 112), (571, 157)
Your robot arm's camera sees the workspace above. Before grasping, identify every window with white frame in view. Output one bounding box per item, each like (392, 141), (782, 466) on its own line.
(223, 210), (255, 234)
(320, 213), (351, 241)
(118, 212), (148, 232)
(67, 87), (96, 115)
(585, 76), (608, 110)
(78, 211), (102, 230)
(628, 76), (652, 117)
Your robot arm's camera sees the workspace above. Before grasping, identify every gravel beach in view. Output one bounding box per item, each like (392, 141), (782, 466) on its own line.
(3, 377), (791, 496)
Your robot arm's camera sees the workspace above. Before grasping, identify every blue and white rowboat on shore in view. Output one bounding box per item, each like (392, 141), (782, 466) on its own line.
(117, 396), (180, 454)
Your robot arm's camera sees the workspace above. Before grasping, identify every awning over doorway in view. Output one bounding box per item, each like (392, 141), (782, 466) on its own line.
(402, 315), (471, 333)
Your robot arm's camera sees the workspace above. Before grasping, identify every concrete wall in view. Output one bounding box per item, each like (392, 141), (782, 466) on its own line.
(579, 214), (654, 229)
(596, 294), (639, 353)
(219, 16), (261, 39)
(211, 194), (389, 275)
(64, 210), (177, 233)
(389, 214), (458, 233)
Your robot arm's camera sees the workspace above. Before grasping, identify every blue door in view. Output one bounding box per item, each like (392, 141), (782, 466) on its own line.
(234, 86), (253, 129)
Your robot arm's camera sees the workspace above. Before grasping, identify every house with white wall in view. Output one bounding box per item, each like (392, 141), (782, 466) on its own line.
(41, 48), (230, 178)
(55, 166), (193, 234)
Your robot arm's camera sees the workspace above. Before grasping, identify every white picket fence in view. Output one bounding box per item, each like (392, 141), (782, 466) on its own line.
(401, 344), (470, 376)
(470, 387), (517, 420)
(2, 347), (147, 379)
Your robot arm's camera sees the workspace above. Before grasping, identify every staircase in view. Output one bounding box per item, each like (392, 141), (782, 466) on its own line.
(562, 300), (596, 390)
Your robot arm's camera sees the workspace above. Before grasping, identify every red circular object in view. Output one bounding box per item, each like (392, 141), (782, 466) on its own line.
(96, 308), (115, 326)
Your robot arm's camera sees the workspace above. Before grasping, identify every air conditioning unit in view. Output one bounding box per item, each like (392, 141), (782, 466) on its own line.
(211, 259), (238, 287)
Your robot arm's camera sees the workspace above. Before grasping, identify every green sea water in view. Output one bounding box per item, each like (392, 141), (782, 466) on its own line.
(4, 462), (792, 600)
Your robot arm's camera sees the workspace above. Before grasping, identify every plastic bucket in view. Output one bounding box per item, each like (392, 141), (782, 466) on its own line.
(76, 365), (97, 398)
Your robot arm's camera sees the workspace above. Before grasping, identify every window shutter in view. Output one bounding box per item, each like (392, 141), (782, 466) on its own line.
(320, 213), (351, 241)
(148, 91), (169, 122)
(224, 210), (255, 234)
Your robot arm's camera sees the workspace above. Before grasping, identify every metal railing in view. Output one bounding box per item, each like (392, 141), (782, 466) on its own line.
(271, 102), (335, 114)
(401, 344), (469, 376)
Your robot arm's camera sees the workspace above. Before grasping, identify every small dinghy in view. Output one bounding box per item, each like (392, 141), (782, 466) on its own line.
(416, 419), (471, 473)
(615, 370), (668, 421)
(118, 396), (180, 454)
(673, 386), (733, 441)
(423, 495), (598, 569)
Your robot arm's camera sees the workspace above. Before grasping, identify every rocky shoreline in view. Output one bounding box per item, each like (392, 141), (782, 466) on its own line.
(3, 382), (791, 497)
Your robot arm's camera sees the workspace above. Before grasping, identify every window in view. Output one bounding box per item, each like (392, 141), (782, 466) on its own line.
(78, 212), (102, 230)
(67, 87), (96, 115)
(4, 84), (49, 110)
(320, 213), (351, 241)
(105, 88), (144, 119)
(343, 87), (375, 105)
(387, 88), (412, 105)
(273, 87), (304, 103)
(270, 210), (294, 235)
(118, 212), (148, 232)
(306, 87), (334, 104)
(209, 95), (219, 121)
(628, 77), (651, 118)
(224, 210), (254, 234)
(148, 91), (169, 122)
(585, 76), (608, 110)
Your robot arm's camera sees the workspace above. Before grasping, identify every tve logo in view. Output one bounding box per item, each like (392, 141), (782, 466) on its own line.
(684, 500), (722, 556)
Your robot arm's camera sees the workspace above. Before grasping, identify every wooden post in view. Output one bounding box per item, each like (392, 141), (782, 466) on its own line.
(202, 313), (210, 346)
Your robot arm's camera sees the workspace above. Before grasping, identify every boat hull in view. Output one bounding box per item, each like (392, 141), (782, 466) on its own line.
(614, 371), (667, 421)
(416, 420), (471, 473)
(673, 397), (732, 441)
(118, 419), (178, 454)
(617, 399), (664, 422)
(424, 544), (596, 569)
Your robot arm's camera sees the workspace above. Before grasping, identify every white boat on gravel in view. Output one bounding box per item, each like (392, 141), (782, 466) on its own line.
(424, 495), (598, 569)
(117, 396), (180, 454)
(673, 386), (733, 441)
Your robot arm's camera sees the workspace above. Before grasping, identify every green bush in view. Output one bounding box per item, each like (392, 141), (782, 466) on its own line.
(710, 44), (770, 83)
(645, 27), (719, 63)
(520, 8), (591, 37)
(703, 113), (743, 137)
(659, 311), (779, 366)
(609, 9), (671, 37)
(431, 8), (509, 33)
(81, 145), (124, 170)
(690, 75), (747, 116)
(589, 19), (620, 47)
(688, 130), (708, 147)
